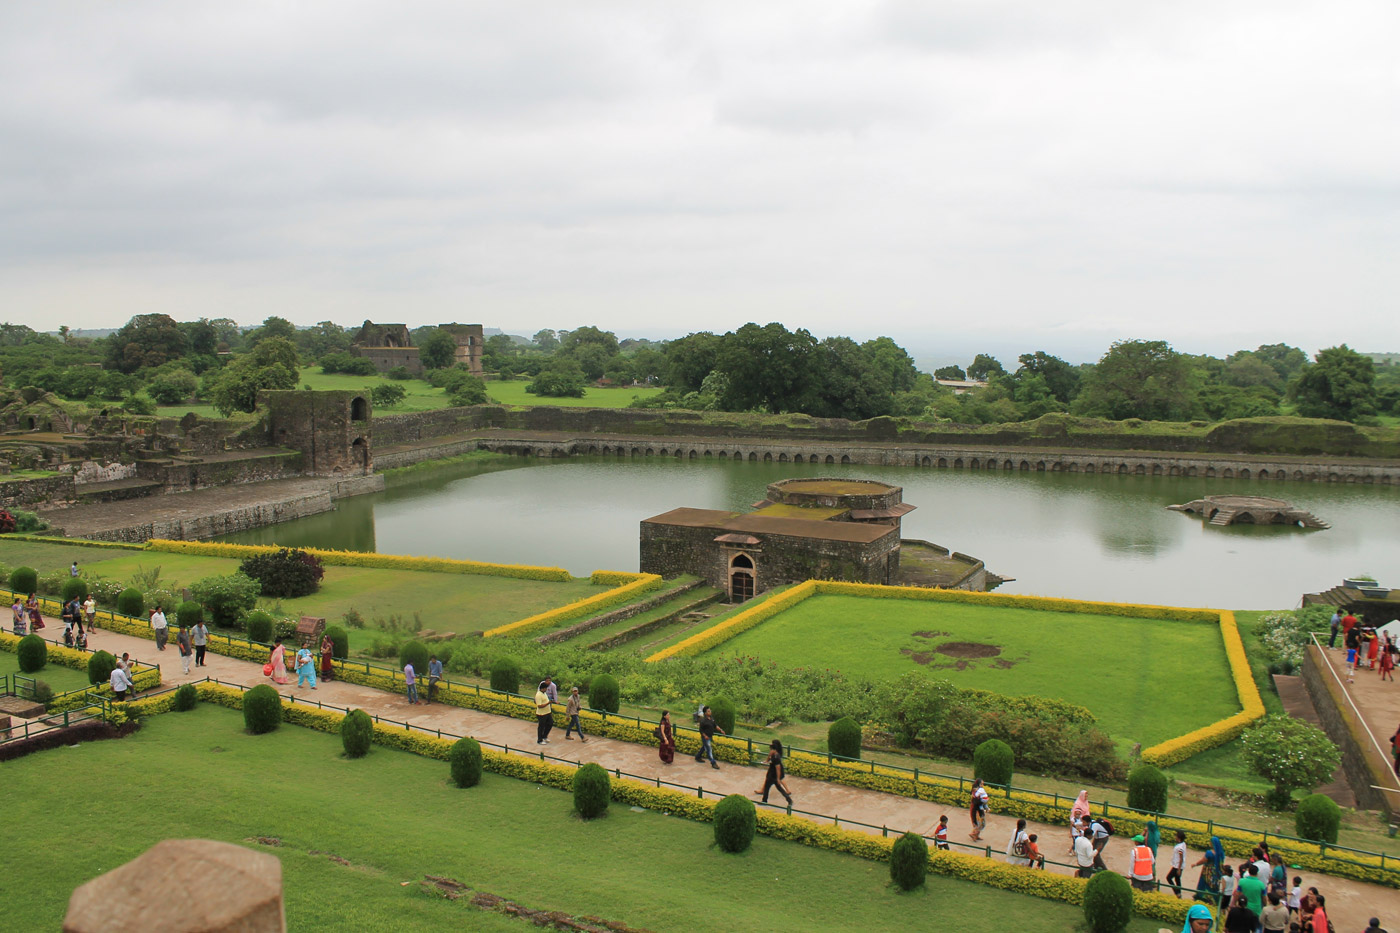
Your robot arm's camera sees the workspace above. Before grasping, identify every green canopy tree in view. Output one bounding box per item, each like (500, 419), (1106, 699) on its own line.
(1287, 344), (1377, 422)
(1240, 714), (1341, 809)
(209, 337), (300, 415)
(107, 314), (187, 373)
(418, 329), (458, 370)
(1075, 339), (1192, 421)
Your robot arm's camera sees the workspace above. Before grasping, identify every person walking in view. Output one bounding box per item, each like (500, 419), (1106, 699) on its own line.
(756, 739), (793, 806)
(1166, 829), (1187, 897)
(295, 644), (317, 690)
(1237, 864), (1266, 916)
(1006, 818), (1031, 867)
(192, 619), (208, 667)
(404, 660), (419, 704)
(534, 681), (553, 745)
(83, 594), (97, 630)
(1259, 892), (1289, 933)
(1088, 816), (1111, 870)
(268, 638), (290, 684)
(150, 605), (168, 651)
(1129, 834), (1156, 891)
(968, 778), (989, 841)
(1329, 609), (1342, 648)
(110, 661), (133, 702)
(116, 653), (137, 699)
(10, 597), (24, 636)
(26, 593), (44, 632)
(1370, 627), (1383, 670)
(544, 675), (558, 706)
(320, 635), (335, 683)
(656, 711), (676, 764)
(564, 687), (587, 742)
(1069, 789), (1090, 853)
(176, 623), (193, 675)
(693, 705), (723, 770)
(1073, 827), (1096, 878)
(70, 561), (79, 578)
(426, 654), (442, 702)
(1346, 623), (1362, 683)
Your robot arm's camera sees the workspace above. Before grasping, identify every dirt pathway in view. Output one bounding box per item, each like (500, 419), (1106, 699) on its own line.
(75, 625), (1400, 931)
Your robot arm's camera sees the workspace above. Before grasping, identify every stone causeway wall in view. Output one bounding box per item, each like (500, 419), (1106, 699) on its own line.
(1301, 646), (1394, 818)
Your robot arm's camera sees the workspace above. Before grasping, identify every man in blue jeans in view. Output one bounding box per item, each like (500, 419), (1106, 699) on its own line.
(694, 706), (725, 770)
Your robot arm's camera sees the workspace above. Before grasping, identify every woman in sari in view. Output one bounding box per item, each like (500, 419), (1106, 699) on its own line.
(268, 638), (290, 685)
(656, 711), (675, 764)
(1190, 837), (1225, 904)
(1145, 820), (1162, 882)
(26, 593), (43, 631)
(12, 598), (26, 636)
(295, 644), (317, 689)
(1180, 903), (1214, 933)
(1368, 628), (1382, 669)
(1069, 790), (1091, 852)
(320, 635), (335, 682)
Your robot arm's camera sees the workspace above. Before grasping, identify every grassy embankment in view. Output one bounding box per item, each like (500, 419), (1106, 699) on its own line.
(4, 705), (1163, 933)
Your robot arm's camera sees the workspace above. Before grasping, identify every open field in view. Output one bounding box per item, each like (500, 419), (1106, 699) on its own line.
(4, 705), (1161, 932)
(714, 593), (1240, 746)
(485, 378), (665, 408)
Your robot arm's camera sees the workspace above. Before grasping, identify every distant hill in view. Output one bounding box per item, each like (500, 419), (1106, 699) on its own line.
(1364, 351), (1399, 367)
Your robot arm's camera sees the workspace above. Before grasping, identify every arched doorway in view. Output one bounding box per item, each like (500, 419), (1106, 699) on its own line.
(729, 553), (755, 603)
(351, 397), (368, 422)
(351, 437), (369, 474)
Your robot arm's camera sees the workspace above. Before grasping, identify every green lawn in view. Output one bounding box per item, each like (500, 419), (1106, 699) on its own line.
(0, 538), (106, 574)
(716, 594), (1240, 747)
(4, 705), (1160, 932)
(486, 378), (664, 408)
(0, 648), (95, 695)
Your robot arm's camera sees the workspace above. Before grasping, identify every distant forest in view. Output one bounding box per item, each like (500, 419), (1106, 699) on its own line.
(2, 316), (1397, 426)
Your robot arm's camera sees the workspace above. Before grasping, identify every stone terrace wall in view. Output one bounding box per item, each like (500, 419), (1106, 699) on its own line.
(81, 490), (336, 543)
(0, 475), (75, 510)
(1301, 645), (1394, 817)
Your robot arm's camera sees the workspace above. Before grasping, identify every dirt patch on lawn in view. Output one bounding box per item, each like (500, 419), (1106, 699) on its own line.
(935, 642), (1001, 659)
(911, 630), (950, 639)
(899, 649), (935, 665)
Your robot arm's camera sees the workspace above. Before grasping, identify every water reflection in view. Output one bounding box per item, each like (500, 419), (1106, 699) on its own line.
(219, 456), (1400, 608)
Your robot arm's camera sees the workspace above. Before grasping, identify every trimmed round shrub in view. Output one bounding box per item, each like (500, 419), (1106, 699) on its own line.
(175, 601), (203, 627)
(489, 657), (521, 694)
(1082, 869), (1133, 933)
(709, 696), (736, 735)
(16, 633), (47, 672)
(973, 738), (1015, 786)
(9, 566), (37, 595)
(449, 736), (483, 788)
(245, 611), (274, 644)
(87, 650), (116, 686)
(398, 640), (430, 676)
(242, 684), (282, 734)
(324, 624), (349, 660)
(61, 577), (89, 603)
(589, 673), (620, 713)
(573, 762), (611, 819)
(828, 716), (862, 760)
(116, 587), (144, 618)
(889, 830), (929, 891)
(1295, 793), (1341, 843)
(713, 794), (757, 853)
(173, 683), (198, 712)
(1127, 763), (1168, 814)
(340, 708), (374, 759)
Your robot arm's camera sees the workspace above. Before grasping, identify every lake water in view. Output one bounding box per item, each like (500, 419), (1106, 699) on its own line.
(221, 456), (1400, 610)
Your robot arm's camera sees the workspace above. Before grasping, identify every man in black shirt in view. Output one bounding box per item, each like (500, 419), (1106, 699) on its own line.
(694, 706), (725, 770)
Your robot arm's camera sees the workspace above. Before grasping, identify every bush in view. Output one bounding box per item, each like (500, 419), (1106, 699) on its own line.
(385, 366), (413, 381)
(1242, 714), (1340, 809)
(589, 673), (620, 713)
(242, 684), (282, 734)
(713, 794), (757, 853)
(449, 736), (484, 788)
(173, 684), (198, 712)
(973, 738), (1015, 786)
(573, 762), (611, 819)
(325, 624), (348, 660)
(828, 717), (862, 760)
(245, 611), (275, 644)
(1127, 763), (1168, 814)
(370, 383), (407, 408)
(889, 830), (928, 891)
(399, 640), (430, 676)
(122, 394), (156, 416)
(116, 587), (145, 618)
(709, 696), (736, 735)
(238, 548), (324, 599)
(32, 679), (54, 705)
(175, 601), (203, 627)
(87, 650), (116, 686)
(1295, 793), (1341, 843)
(489, 657), (521, 694)
(16, 633), (47, 672)
(320, 353), (378, 376)
(341, 708), (374, 759)
(1082, 870), (1133, 932)
(9, 566), (37, 595)
(190, 573), (260, 626)
(60, 577), (89, 603)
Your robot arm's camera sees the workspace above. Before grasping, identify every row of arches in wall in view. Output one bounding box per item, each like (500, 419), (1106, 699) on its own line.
(585, 445), (855, 465)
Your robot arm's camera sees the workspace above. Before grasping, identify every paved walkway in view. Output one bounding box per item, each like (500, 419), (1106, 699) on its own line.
(77, 625), (1400, 931)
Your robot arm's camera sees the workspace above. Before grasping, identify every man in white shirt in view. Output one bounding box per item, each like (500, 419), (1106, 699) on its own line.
(110, 664), (133, 702)
(1165, 830), (1187, 898)
(1073, 831), (1096, 878)
(151, 606), (168, 651)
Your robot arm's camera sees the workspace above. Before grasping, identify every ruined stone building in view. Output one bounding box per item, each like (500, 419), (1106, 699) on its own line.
(350, 321), (485, 377)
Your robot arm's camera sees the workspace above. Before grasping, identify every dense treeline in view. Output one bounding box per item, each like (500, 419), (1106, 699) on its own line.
(1, 315), (1397, 426)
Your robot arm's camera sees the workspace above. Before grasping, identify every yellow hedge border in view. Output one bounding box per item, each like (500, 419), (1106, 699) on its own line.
(483, 573), (664, 638)
(172, 682), (1191, 926)
(144, 539), (573, 583)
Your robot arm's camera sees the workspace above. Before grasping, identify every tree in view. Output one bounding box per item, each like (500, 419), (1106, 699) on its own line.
(1287, 345), (1377, 422)
(967, 353), (1006, 381)
(294, 321), (351, 360)
(208, 337), (301, 415)
(248, 316), (297, 344)
(663, 332), (721, 391)
(146, 369), (199, 404)
(560, 325), (619, 357)
(714, 322), (818, 413)
(1253, 343), (1310, 382)
(527, 359), (586, 398)
(1016, 351), (1081, 404)
(180, 318), (220, 356)
(532, 329), (559, 351)
(1240, 714), (1341, 809)
(370, 383), (407, 407)
(106, 314), (187, 373)
(418, 329), (457, 370)
(933, 365), (965, 381)
(1222, 352), (1285, 392)
(1075, 339), (1192, 421)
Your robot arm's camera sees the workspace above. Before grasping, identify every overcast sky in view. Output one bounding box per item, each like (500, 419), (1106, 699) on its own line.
(1, 1), (1396, 364)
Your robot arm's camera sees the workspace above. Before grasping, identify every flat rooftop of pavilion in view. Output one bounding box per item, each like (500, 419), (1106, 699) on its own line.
(641, 507), (893, 543)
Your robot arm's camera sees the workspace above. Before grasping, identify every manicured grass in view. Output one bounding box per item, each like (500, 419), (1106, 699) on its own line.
(4, 705), (1162, 932)
(298, 367), (459, 412)
(486, 378), (665, 409)
(0, 648), (95, 695)
(154, 403), (244, 420)
(715, 594), (1240, 747)
(0, 538), (102, 574)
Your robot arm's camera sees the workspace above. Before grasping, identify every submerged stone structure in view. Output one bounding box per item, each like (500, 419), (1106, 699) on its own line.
(1167, 494), (1330, 529)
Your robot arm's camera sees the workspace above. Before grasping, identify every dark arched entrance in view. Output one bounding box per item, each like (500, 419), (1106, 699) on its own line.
(351, 397), (368, 422)
(729, 553), (755, 603)
(351, 437), (369, 474)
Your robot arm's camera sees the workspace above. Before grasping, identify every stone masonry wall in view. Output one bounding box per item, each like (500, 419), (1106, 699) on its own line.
(80, 491), (337, 543)
(1301, 645), (1394, 817)
(0, 475), (76, 510)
